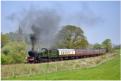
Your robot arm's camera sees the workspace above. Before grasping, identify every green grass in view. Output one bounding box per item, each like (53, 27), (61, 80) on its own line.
(7, 54), (120, 80)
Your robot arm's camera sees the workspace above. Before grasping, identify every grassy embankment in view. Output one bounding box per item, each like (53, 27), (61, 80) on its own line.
(2, 49), (120, 80)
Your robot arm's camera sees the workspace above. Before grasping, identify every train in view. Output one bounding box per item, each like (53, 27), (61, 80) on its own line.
(27, 48), (106, 63)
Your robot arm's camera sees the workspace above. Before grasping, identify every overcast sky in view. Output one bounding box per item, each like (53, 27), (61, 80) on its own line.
(1, 1), (120, 45)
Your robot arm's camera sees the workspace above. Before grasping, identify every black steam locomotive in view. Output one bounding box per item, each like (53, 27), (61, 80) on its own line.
(27, 48), (106, 63)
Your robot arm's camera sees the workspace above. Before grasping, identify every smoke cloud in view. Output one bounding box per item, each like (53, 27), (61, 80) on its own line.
(19, 8), (61, 49)
(61, 2), (104, 27)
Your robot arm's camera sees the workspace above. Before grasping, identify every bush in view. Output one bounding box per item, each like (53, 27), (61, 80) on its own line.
(1, 41), (27, 64)
(1, 54), (14, 64)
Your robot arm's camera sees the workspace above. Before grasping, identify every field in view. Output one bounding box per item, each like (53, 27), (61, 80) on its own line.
(1, 49), (120, 80)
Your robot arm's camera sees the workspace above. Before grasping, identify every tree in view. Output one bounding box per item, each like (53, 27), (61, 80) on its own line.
(102, 39), (112, 52)
(1, 33), (10, 47)
(53, 25), (88, 48)
(74, 38), (89, 48)
(93, 43), (102, 49)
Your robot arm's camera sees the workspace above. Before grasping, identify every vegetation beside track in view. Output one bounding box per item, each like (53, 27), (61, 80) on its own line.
(8, 54), (120, 80)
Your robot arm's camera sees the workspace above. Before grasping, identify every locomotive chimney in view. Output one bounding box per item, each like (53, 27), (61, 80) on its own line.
(30, 34), (36, 51)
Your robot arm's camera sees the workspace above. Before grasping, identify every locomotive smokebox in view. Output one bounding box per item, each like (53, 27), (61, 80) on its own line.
(30, 34), (37, 51)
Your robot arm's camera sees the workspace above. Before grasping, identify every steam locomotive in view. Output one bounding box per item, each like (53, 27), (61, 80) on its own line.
(27, 48), (106, 63)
